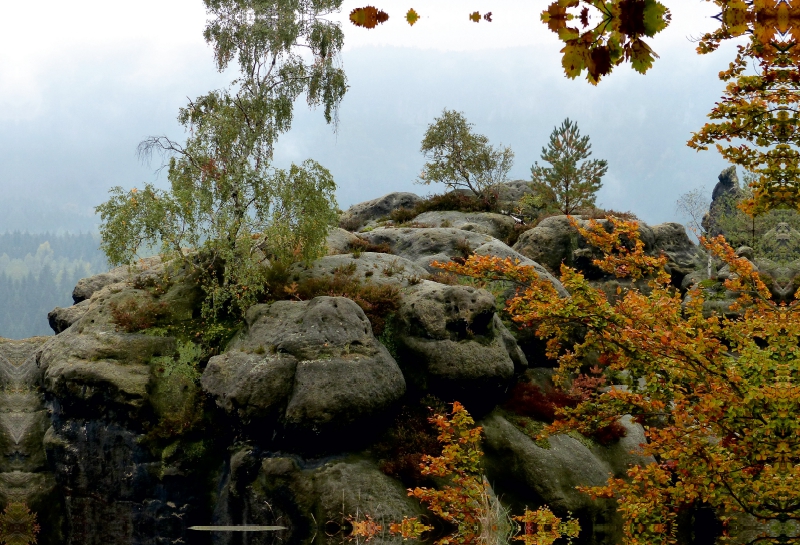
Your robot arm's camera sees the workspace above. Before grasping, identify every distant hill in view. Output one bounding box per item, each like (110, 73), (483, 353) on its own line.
(0, 232), (108, 339)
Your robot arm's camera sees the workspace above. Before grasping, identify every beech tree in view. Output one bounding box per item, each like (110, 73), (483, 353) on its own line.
(530, 119), (607, 215)
(418, 109), (514, 200)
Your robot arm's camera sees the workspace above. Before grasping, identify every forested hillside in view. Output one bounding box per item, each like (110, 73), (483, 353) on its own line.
(0, 232), (107, 338)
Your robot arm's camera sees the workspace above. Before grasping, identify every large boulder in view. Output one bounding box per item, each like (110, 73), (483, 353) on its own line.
(412, 211), (516, 240)
(394, 280), (519, 407)
(71, 256), (164, 304)
(325, 227), (361, 255)
(339, 192), (422, 232)
(496, 180), (535, 205)
(650, 222), (703, 286)
(288, 253), (428, 289)
(512, 216), (656, 276)
(201, 297), (406, 434)
(37, 284), (178, 421)
(47, 300), (90, 334)
(481, 414), (618, 514)
(357, 227), (495, 272)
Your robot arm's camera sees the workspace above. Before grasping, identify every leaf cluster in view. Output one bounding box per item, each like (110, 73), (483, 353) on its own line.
(541, 0), (671, 84)
(439, 215), (800, 543)
(418, 109), (514, 200)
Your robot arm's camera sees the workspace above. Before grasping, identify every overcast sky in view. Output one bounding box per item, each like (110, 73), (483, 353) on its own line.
(0, 0), (740, 233)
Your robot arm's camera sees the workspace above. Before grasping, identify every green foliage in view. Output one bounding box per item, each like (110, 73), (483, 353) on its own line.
(530, 118), (608, 215)
(418, 109), (514, 199)
(376, 314), (399, 360)
(97, 0), (345, 321)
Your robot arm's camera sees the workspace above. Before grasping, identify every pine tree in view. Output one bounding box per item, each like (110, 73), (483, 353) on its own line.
(530, 118), (608, 215)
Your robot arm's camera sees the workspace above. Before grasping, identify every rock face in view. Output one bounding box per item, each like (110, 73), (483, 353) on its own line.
(289, 253), (428, 288)
(47, 300), (90, 334)
(0, 338), (63, 544)
(30, 214), (663, 543)
(513, 215), (701, 286)
(339, 192), (422, 231)
(355, 226), (566, 296)
(37, 283), (178, 422)
(412, 211), (516, 240)
(213, 450), (423, 545)
(394, 281), (518, 408)
(481, 413), (614, 513)
(202, 297), (406, 434)
(704, 166), (743, 237)
(357, 227), (496, 272)
(325, 227), (361, 255)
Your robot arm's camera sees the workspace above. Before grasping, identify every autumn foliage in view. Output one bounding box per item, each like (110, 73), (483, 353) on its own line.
(437, 216), (800, 544)
(349, 6), (389, 29)
(541, 0), (672, 84)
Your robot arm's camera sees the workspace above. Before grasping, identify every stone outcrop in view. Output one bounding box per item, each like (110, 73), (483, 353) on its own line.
(289, 252), (428, 288)
(339, 192), (422, 231)
(394, 280), (519, 408)
(201, 296), (406, 433)
(27, 193), (688, 543)
(412, 211), (516, 240)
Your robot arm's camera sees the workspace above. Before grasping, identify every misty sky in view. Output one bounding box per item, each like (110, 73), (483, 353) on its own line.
(0, 0), (741, 233)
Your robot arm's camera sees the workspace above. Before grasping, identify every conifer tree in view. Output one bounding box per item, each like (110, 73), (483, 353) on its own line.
(530, 119), (608, 215)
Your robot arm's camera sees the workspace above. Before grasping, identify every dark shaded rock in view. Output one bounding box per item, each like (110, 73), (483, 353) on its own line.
(43, 420), (209, 545)
(48, 300), (90, 334)
(212, 448), (422, 545)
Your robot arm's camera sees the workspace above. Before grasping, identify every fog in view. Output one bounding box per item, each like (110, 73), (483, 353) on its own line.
(0, 0), (738, 233)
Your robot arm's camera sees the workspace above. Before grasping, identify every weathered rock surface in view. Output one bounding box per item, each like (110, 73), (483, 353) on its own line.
(202, 297), (406, 432)
(339, 192), (422, 231)
(513, 215), (701, 286)
(37, 271), (202, 422)
(356, 227), (567, 296)
(213, 450), (423, 545)
(651, 222), (705, 285)
(47, 300), (90, 334)
(481, 413), (616, 513)
(496, 179), (535, 206)
(325, 227), (361, 255)
(289, 252), (428, 288)
(413, 211), (516, 240)
(71, 256), (164, 304)
(512, 216), (649, 275)
(357, 227), (495, 272)
(395, 280), (518, 406)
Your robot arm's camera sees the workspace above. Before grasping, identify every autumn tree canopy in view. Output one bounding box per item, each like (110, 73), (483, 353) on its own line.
(439, 217), (800, 545)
